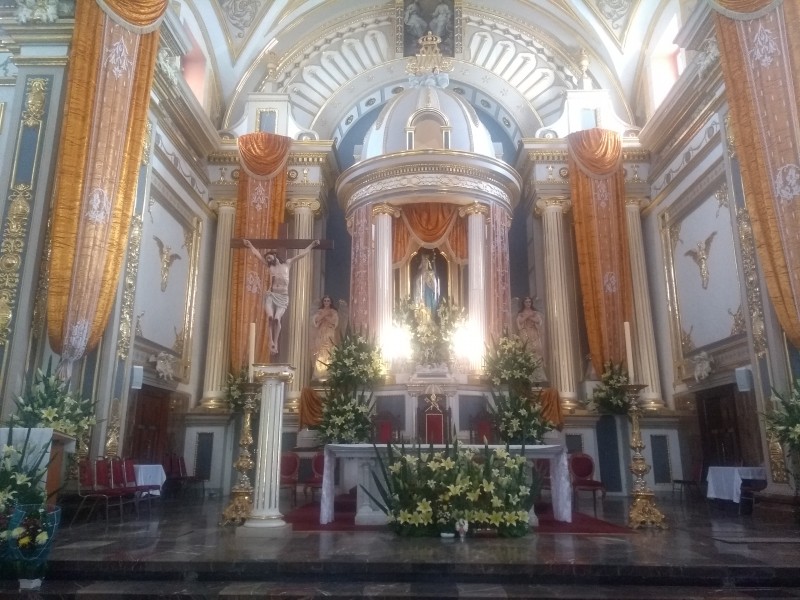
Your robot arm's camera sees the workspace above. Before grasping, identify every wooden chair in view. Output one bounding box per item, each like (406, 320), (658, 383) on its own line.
(739, 478), (768, 515)
(303, 451), (326, 502)
(672, 460), (703, 501)
(568, 452), (606, 516)
(93, 458), (136, 523)
(280, 452), (300, 507)
(69, 458), (126, 526)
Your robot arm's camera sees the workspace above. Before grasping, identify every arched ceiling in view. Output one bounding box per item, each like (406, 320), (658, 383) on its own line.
(177, 0), (676, 141)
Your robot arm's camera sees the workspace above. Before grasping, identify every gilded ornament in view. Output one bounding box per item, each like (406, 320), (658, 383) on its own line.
(117, 216), (142, 359)
(22, 78), (47, 127)
(684, 231), (717, 289)
(153, 235), (181, 292)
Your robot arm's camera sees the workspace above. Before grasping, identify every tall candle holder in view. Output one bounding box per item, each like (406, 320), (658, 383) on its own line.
(624, 383), (667, 530)
(220, 382), (259, 526)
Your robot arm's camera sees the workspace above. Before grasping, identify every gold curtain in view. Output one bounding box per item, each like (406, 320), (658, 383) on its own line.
(47, 0), (167, 379)
(711, 0), (800, 347)
(568, 128), (634, 376)
(229, 132), (292, 372)
(348, 204), (372, 332)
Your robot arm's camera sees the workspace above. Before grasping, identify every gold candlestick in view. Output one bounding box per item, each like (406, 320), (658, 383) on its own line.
(625, 383), (667, 529)
(220, 383), (260, 526)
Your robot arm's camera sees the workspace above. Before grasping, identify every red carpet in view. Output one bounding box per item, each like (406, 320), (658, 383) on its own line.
(284, 495), (634, 535)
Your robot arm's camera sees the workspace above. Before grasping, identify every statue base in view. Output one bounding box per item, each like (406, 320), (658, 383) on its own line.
(628, 491), (667, 529)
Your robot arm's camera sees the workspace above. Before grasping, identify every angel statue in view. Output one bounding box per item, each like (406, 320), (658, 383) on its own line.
(311, 295), (348, 380)
(684, 231), (717, 290)
(514, 295), (547, 382)
(153, 235), (181, 292)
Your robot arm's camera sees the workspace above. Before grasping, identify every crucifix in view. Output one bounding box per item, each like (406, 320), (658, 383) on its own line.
(232, 230), (333, 355)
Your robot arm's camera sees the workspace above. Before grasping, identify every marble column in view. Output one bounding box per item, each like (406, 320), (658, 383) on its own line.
(199, 199), (236, 410)
(373, 204), (399, 358)
(535, 197), (579, 410)
(461, 203), (489, 372)
(625, 197), (662, 407)
(243, 363), (294, 529)
(286, 198), (320, 395)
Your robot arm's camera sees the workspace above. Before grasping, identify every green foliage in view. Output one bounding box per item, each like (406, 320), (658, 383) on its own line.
(224, 368), (249, 412)
(488, 388), (553, 445)
(394, 297), (466, 366)
(319, 329), (384, 444)
(590, 361), (631, 415)
(764, 379), (800, 490)
(11, 360), (96, 439)
(366, 443), (537, 537)
(484, 333), (540, 394)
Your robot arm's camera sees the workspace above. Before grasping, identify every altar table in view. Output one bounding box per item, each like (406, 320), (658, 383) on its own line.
(321, 444), (572, 526)
(706, 466), (767, 503)
(134, 464), (167, 496)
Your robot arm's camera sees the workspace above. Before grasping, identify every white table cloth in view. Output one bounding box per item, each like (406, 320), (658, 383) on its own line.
(320, 443), (572, 525)
(134, 464), (167, 496)
(706, 466), (767, 503)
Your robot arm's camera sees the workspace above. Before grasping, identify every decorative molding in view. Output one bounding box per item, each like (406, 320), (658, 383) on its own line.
(0, 184), (31, 345)
(736, 206), (767, 358)
(21, 77), (47, 127)
(117, 215), (143, 360)
(372, 203), (400, 218)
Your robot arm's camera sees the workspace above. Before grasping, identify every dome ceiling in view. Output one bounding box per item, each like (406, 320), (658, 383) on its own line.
(177, 1), (675, 140)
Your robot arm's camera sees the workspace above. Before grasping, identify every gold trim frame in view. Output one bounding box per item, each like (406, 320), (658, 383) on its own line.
(134, 174), (201, 383)
(659, 163), (744, 386)
(0, 102), (5, 134)
(396, 0), (462, 58)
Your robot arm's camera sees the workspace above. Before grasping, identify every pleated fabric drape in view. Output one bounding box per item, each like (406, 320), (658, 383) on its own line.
(47, 0), (167, 379)
(568, 128), (634, 376)
(229, 132), (291, 372)
(391, 203), (468, 266)
(710, 0), (800, 347)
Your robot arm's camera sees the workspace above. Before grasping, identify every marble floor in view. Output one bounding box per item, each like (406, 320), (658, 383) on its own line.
(2, 489), (800, 599)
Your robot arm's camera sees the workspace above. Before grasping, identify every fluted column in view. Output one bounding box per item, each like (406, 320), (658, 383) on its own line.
(243, 364), (293, 529)
(535, 197), (579, 409)
(199, 199), (236, 410)
(373, 204), (400, 358)
(625, 197), (662, 407)
(286, 198), (320, 394)
(461, 203), (489, 372)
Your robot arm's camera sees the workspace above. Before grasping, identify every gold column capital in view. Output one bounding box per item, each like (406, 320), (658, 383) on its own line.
(534, 196), (571, 215)
(458, 202), (489, 218)
(211, 198), (237, 213)
(286, 198), (321, 216)
(372, 203), (400, 218)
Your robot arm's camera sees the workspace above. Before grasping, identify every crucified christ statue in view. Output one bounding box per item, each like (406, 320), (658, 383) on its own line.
(242, 238), (320, 354)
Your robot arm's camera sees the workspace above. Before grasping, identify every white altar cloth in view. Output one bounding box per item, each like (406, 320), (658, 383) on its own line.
(134, 464), (167, 496)
(321, 443), (572, 526)
(706, 466), (767, 503)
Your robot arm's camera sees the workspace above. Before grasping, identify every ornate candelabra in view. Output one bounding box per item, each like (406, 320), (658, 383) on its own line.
(624, 383), (667, 529)
(220, 383), (259, 526)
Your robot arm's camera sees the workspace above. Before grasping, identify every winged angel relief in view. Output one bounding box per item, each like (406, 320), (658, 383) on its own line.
(684, 231), (717, 290)
(153, 235), (181, 292)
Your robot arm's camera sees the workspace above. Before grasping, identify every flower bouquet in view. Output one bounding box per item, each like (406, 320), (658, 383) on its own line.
(11, 359), (96, 438)
(318, 329), (384, 444)
(589, 361), (632, 415)
(0, 427), (53, 582)
(394, 296), (466, 367)
(367, 443), (537, 538)
(223, 367), (250, 412)
(764, 378), (800, 491)
(488, 388), (553, 445)
(483, 333), (540, 396)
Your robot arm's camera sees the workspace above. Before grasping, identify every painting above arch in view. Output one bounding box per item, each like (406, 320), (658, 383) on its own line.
(399, 0), (459, 58)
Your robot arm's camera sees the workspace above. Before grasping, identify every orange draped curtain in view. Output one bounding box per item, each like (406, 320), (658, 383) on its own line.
(229, 132), (291, 372)
(711, 0), (800, 347)
(392, 203), (467, 265)
(47, 0), (167, 379)
(568, 128), (634, 376)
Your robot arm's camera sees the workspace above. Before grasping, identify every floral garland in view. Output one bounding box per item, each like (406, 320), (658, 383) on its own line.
(394, 297), (465, 366)
(318, 330), (384, 444)
(369, 443), (536, 537)
(12, 360), (96, 439)
(590, 361), (631, 415)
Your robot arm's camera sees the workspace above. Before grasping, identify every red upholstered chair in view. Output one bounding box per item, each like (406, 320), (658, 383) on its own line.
(280, 452), (300, 507)
(372, 411), (399, 444)
(568, 452), (606, 516)
(303, 451), (326, 501)
(469, 410), (496, 445)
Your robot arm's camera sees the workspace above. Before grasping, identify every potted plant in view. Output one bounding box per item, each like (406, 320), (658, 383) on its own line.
(0, 427), (60, 588)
